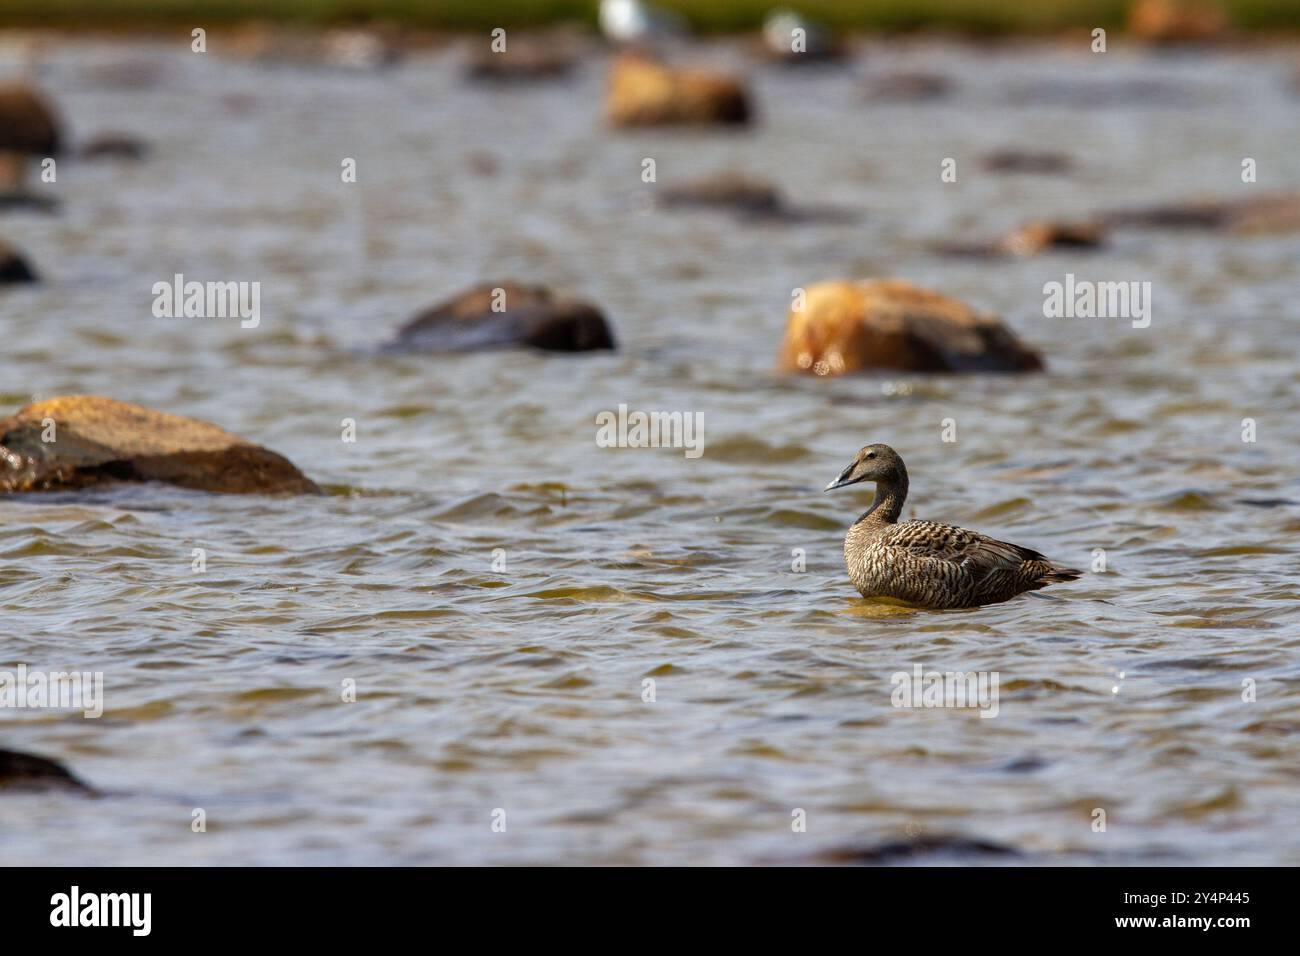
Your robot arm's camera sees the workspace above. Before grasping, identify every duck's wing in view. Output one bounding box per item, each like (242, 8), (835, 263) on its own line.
(876, 519), (1079, 606)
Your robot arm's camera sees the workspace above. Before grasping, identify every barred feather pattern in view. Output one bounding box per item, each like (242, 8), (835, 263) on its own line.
(845, 515), (1082, 609)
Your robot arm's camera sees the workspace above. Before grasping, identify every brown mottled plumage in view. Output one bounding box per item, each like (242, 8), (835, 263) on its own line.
(825, 444), (1081, 609)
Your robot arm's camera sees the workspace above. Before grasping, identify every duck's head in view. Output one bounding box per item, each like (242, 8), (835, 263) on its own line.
(824, 443), (904, 491)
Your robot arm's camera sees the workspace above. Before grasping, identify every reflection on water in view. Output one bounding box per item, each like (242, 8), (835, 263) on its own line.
(1, 35), (1299, 864)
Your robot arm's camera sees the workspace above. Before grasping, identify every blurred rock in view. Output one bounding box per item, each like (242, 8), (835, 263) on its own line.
(863, 72), (953, 102)
(78, 132), (149, 161)
(227, 23), (402, 70)
(1128, 0), (1229, 43)
(655, 172), (856, 224)
(0, 241), (37, 283)
(811, 835), (1022, 865)
(759, 8), (847, 64)
(0, 748), (95, 795)
(981, 149), (1073, 175)
(1102, 193), (1300, 233)
(936, 220), (1106, 258)
(387, 282), (616, 354)
(0, 83), (62, 154)
(778, 279), (1043, 375)
(464, 36), (576, 82)
(658, 173), (782, 215)
(605, 54), (751, 127)
(0, 396), (321, 495)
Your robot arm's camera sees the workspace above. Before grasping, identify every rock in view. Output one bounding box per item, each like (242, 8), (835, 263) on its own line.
(936, 220), (1106, 258)
(759, 9), (847, 64)
(0, 748), (95, 794)
(387, 283), (616, 354)
(981, 149), (1073, 175)
(658, 173), (783, 216)
(777, 279), (1043, 375)
(863, 72), (953, 102)
(1128, 0), (1229, 43)
(0, 84), (62, 155)
(0, 241), (37, 283)
(227, 23), (402, 70)
(464, 37), (576, 81)
(0, 396), (321, 495)
(605, 54), (751, 127)
(1101, 193), (1300, 234)
(811, 835), (1023, 865)
(78, 132), (149, 161)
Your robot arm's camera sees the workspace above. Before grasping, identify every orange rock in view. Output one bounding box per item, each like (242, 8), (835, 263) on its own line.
(0, 396), (320, 494)
(777, 280), (1044, 375)
(605, 54), (750, 127)
(1128, 0), (1228, 43)
(0, 84), (63, 154)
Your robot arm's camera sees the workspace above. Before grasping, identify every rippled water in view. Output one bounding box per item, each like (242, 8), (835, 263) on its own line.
(2, 33), (1299, 865)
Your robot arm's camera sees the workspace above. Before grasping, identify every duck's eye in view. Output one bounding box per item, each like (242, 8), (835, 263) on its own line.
(866, 452), (875, 460)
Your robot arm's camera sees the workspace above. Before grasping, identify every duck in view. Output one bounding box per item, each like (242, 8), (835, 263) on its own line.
(824, 444), (1081, 609)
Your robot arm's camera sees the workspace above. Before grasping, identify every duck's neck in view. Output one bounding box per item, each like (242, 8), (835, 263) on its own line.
(861, 468), (908, 525)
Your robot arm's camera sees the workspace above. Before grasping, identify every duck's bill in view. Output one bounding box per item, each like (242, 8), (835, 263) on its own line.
(824, 464), (862, 492)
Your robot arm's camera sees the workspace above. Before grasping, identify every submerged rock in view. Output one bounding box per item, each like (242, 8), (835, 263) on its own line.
(1102, 193), (1300, 233)
(78, 132), (149, 161)
(658, 173), (783, 215)
(0, 396), (321, 495)
(387, 282), (615, 354)
(1128, 0), (1229, 43)
(605, 54), (751, 127)
(759, 9), (847, 64)
(0, 84), (63, 155)
(981, 149), (1073, 175)
(464, 36), (576, 81)
(812, 834), (1023, 865)
(0, 748), (95, 794)
(778, 279), (1043, 375)
(936, 219), (1106, 258)
(862, 72), (953, 102)
(0, 241), (37, 283)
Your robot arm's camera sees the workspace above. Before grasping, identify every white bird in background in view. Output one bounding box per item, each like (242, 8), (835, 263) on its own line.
(762, 7), (834, 59)
(599, 0), (690, 45)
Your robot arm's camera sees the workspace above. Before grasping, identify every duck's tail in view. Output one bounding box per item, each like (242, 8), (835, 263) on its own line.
(1041, 565), (1083, 584)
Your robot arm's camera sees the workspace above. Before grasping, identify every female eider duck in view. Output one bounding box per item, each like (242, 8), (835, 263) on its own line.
(825, 444), (1081, 609)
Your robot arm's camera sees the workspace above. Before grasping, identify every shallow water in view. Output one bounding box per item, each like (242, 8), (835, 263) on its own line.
(2, 34), (1299, 865)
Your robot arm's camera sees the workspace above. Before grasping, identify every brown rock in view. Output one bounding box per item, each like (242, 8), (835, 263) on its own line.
(388, 282), (616, 354)
(658, 173), (783, 215)
(0, 84), (62, 154)
(934, 220), (1105, 258)
(0, 748), (95, 795)
(1102, 193), (1300, 233)
(605, 54), (750, 127)
(0, 241), (37, 283)
(863, 72), (953, 102)
(78, 132), (149, 161)
(1128, 0), (1228, 43)
(0, 396), (320, 495)
(464, 37), (575, 81)
(996, 219), (1105, 255)
(981, 149), (1073, 175)
(778, 280), (1043, 376)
